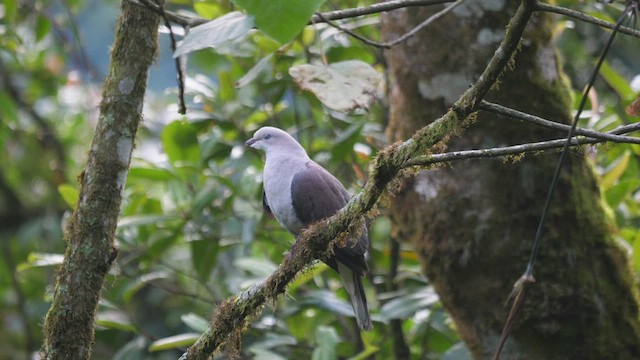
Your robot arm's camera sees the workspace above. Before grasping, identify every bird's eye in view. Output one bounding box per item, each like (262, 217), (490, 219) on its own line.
(264, 134), (272, 140)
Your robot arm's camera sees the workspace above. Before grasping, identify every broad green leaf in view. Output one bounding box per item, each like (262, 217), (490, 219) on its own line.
(123, 271), (170, 304)
(235, 257), (277, 277)
(236, 53), (274, 88)
(112, 337), (146, 360)
(289, 61), (382, 113)
(380, 286), (439, 320)
(58, 183), (79, 209)
(191, 239), (220, 282)
(442, 342), (473, 360)
(601, 151), (630, 190)
(128, 167), (176, 181)
(161, 120), (201, 166)
(600, 61), (634, 100)
(232, 0), (327, 44)
(632, 231), (640, 273)
(312, 326), (339, 360)
(96, 310), (137, 332)
(302, 290), (354, 317)
(118, 214), (180, 228)
(17, 252), (65, 271)
(148, 333), (200, 351)
(181, 313), (210, 333)
(174, 12), (254, 57)
(605, 179), (640, 208)
(249, 348), (287, 360)
(193, 1), (223, 19)
(35, 15), (52, 42)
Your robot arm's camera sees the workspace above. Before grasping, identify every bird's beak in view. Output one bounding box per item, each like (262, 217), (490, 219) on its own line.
(245, 138), (257, 147)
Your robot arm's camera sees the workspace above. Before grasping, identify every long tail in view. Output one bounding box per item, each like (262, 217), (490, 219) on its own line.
(337, 262), (373, 330)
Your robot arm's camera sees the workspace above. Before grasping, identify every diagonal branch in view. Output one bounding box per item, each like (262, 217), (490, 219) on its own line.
(181, 1), (536, 358)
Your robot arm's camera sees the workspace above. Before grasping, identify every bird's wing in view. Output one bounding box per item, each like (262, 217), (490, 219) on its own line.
(262, 189), (273, 217)
(291, 161), (368, 275)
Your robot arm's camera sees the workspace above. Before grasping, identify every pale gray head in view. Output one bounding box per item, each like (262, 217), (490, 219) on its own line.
(245, 126), (308, 157)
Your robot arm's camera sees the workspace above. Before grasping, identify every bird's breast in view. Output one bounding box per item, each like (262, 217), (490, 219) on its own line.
(263, 156), (307, 234)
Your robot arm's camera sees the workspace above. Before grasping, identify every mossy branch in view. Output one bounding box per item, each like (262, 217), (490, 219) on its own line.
(181, 1), (536, 358)
(40, 2), (159, 359)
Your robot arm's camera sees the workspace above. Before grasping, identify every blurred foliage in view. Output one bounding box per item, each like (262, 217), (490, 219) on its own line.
(0, 0), (638, 359)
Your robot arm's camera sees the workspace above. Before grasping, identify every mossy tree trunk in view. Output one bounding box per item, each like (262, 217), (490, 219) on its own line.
(382, 2), (640, 359)
(41, 2), (159, 359)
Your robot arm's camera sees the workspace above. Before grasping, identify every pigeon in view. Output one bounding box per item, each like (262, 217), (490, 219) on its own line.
(246, 126), (372, 330)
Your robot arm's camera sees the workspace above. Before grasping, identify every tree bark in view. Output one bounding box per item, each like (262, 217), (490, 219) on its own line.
(382, 2), (640, 359)
(41, 2), (159, 359)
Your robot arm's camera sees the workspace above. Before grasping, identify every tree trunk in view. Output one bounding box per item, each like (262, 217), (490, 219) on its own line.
(382, 2), (640, 359)
(41, 2), (159, 358)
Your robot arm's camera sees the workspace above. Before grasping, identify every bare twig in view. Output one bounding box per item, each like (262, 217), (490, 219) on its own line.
(480, 101), (640, 144)
(153, 0), (187, 114)
(536, 2), (640, 39)
(316, 0), (465, 49)
(404, 122), (640, 167)
(128, 0), (457, 29)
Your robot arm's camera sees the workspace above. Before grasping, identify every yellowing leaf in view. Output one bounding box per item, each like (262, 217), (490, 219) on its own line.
(601, 151), (630, 190)
(58, 183), (79, 209)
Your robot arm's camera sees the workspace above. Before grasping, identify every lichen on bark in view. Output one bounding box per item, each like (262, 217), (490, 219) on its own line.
(41, 2), (159, 359)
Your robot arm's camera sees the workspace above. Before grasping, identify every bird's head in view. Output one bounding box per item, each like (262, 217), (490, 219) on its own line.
(245, 127), (307, 157)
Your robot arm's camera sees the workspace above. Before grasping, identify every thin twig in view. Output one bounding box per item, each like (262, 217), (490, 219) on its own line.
(536, 2), (640, 39)
(311, 0), (455, 22)
(128, 0), (457, 29)
(154, 0), (187, 114)
(404, 122), (640, 167)
(316, 0), (465, 49)
(480, 101), (640, 144)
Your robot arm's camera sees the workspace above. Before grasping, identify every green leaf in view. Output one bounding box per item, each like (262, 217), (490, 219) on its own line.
(122, 271), (170, 304)
(35, 15), (52, 42)
(232, 0), (327, 44)
(191, 239), (220, 282)
(17, 252), (65, 271)
(632, 231), (640, 273)
(148, 333), (200, 351)
(601, 151), (630, 190)
(600, 60), (634, 100)
(128, 167), (176, 181)
(236, 53), (274, 88)
(96, 310), (137, 332)
(181, 313), (210, 333)
(58, 183), (79, 209)
(380, 286), (439, 320)
(118, 214), (180, 228)
(174, 12), (254, 57)
(161, 120), (201, 166)
(312, 326), (339, 360)
(289, 60), (382, 113)
(193, 1), (223, 19)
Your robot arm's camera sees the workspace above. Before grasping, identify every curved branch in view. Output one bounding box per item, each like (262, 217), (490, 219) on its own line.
(181, 1), (536, 358)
